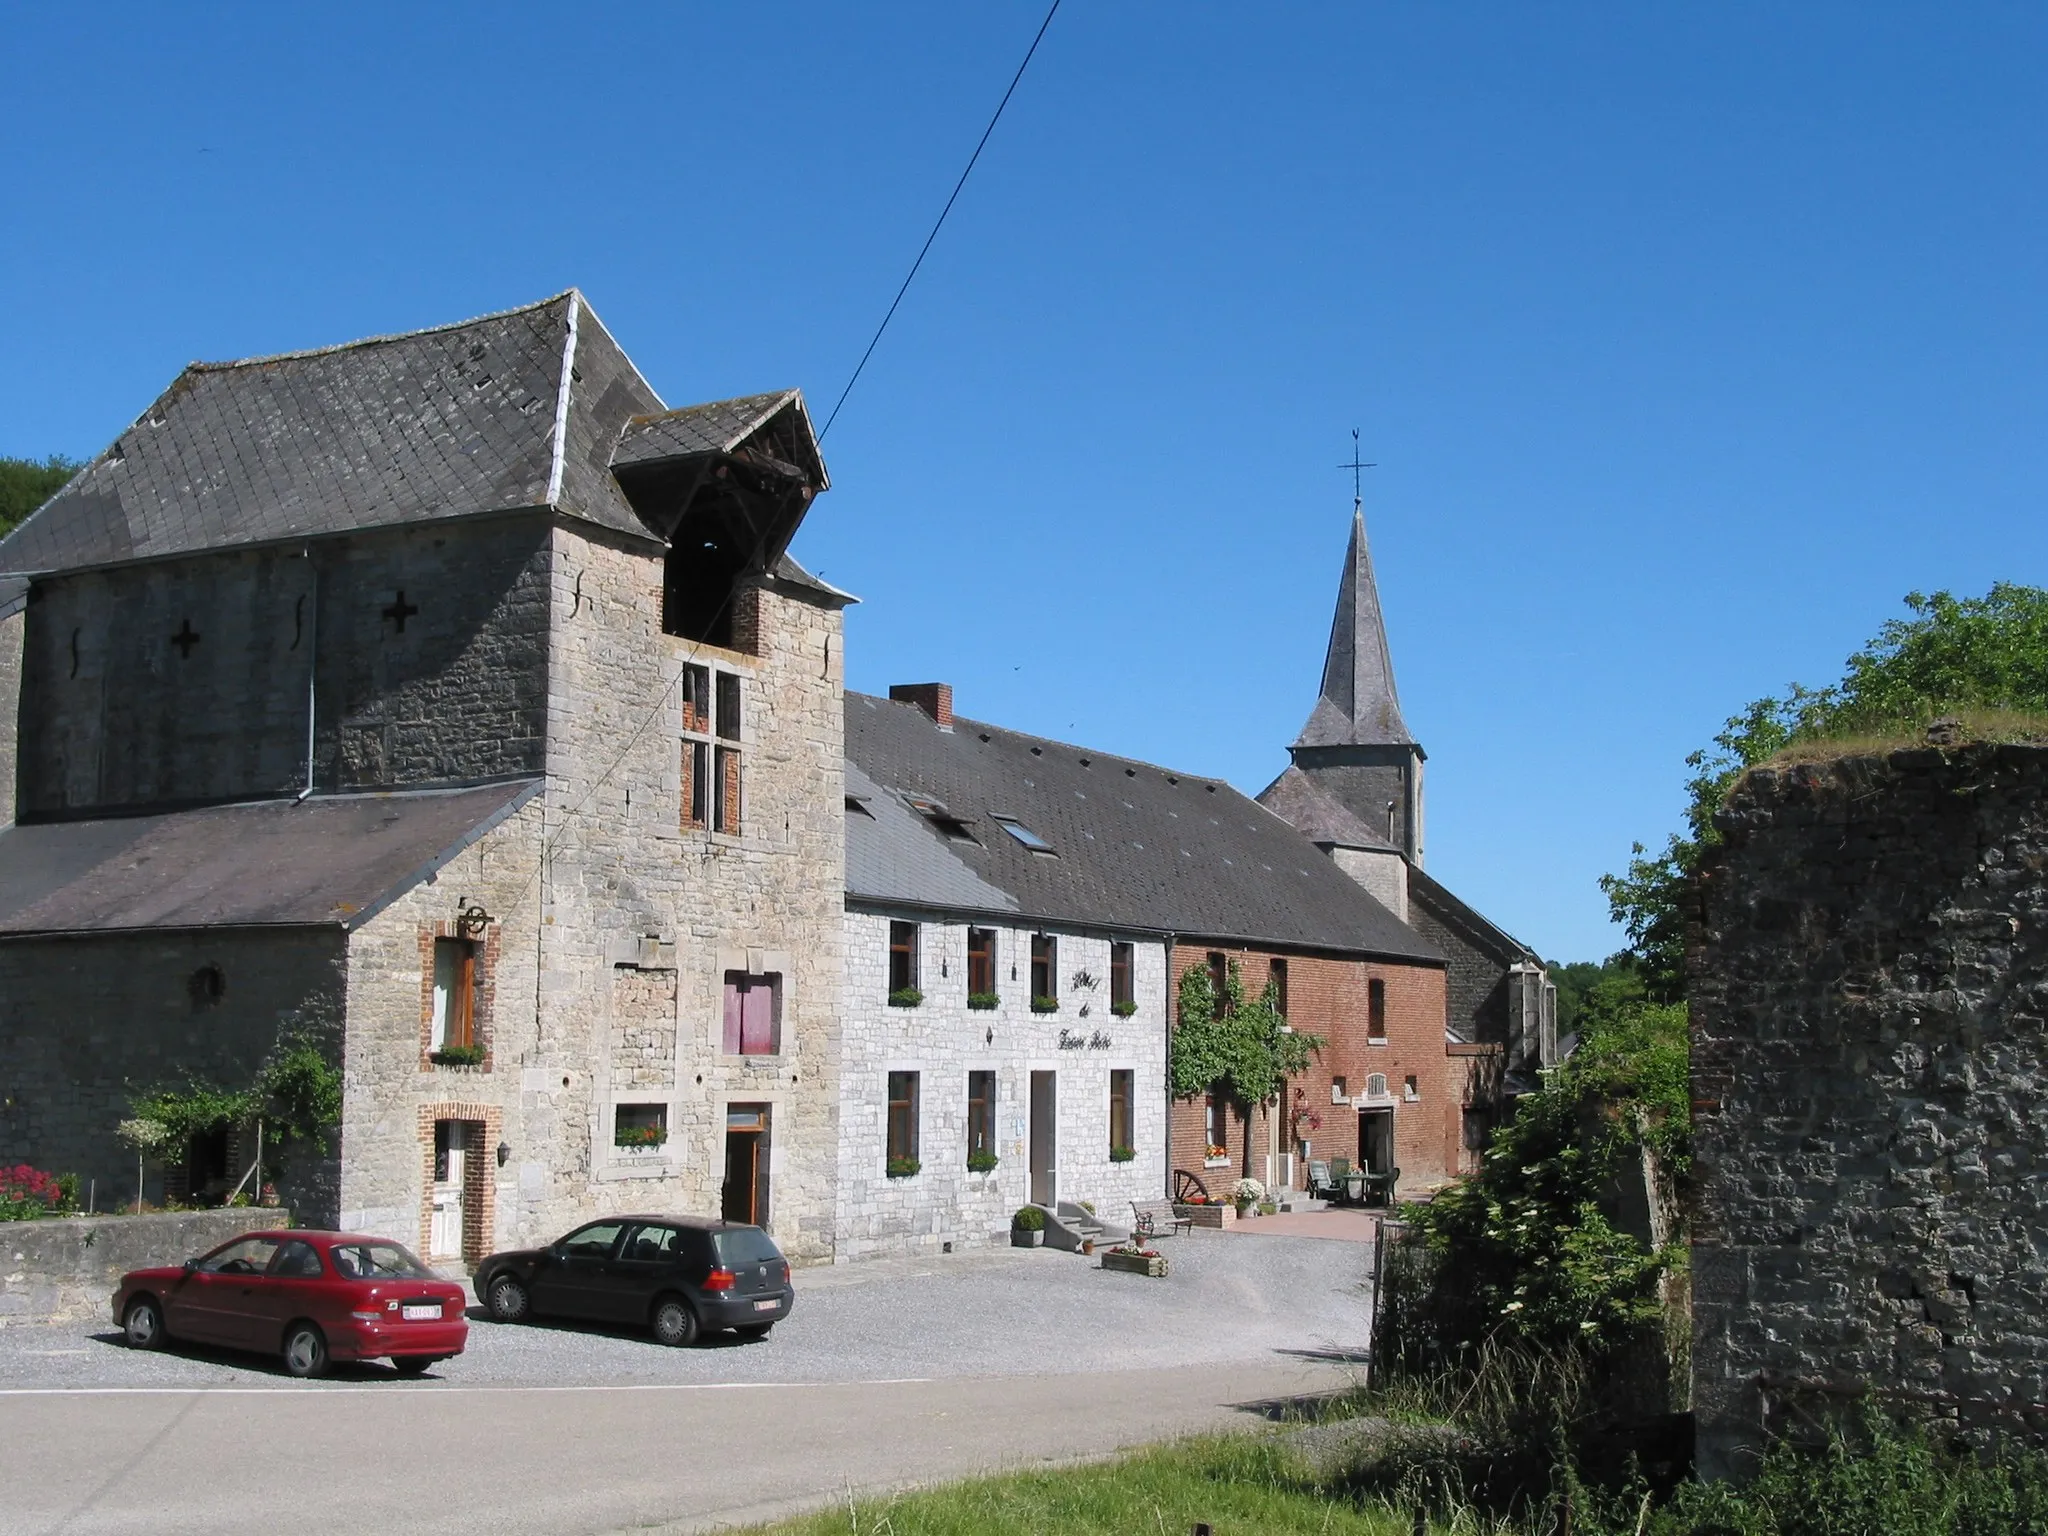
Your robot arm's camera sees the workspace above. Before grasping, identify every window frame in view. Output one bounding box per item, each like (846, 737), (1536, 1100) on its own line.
(887, 1071), (920, 1165)
(967, 1070), (996, 1163)
(1367, 977), (1388, 1043)
(1204, 1090), (1229, 1153)
(722, 971), (782, 1056)
(888, 920), (920, 996)
(1030, 934), (1058, 1007)
(1109, 1068), (1134, 1155)
(1109, 941), (1134, 1013)
(967, 927), (997, 998)
(431, 937), (478, 1050)
(1269, 957), (1288, 1016)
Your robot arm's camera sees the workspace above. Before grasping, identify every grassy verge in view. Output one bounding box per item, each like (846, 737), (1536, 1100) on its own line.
(729, 1433), (1419, 1536)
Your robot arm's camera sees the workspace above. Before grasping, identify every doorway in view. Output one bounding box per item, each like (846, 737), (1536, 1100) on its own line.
(1029, 1070), (1058, 1207)
(723, 1104), (772, 1225)
(430, 1121), (468, 1259)
(1357, 1107), (1395, 1176)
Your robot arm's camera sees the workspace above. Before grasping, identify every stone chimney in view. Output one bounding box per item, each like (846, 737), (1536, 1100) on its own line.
(889, 683), (954, 729)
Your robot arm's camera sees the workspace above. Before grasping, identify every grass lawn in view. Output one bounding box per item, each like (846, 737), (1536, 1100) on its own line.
(733, 1433), (1416, 1535)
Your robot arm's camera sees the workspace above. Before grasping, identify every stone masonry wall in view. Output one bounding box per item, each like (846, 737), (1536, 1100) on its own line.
(15, 515), (550, 816)
(0, 602), (21, 827)
(836, 909), (1167, 1261)
(0, 929), (347, 1223)
(1166, 943), (1453, 1199)
(1691, 743), (2048, 1478)
(3, 1207), (287, 1328)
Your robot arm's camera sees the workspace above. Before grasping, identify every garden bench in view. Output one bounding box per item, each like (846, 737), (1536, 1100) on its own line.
(1130, 1199), (1193, 1240)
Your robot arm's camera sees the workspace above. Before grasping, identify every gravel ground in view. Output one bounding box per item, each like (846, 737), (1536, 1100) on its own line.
(0, 1228), (1373, 1391)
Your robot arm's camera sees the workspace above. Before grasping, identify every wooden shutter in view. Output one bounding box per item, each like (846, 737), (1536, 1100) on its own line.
(722, 973), (745, 1053)
(740, 975), (777, 1055)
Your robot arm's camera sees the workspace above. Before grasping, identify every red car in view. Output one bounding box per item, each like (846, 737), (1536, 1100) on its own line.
(113, 1229), (469, 1378)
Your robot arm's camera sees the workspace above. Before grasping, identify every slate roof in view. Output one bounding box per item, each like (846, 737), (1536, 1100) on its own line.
(1255, 763), (1401, 852)
(1294, 507), (1415, 750)
(0, 575), (25, 623)
(844, 694), (1440, 962)
(0, 293), (839, 579)
(846, 762), (1018, 914)
(0, 780), (537, 936)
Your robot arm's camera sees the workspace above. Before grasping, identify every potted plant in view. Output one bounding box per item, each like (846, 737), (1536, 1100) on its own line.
(1109, 1144), (1135, 1163)
(1100, 1241), (1169, 1278)
(429, 1043), (486, 1068)
(1011, 1205), (1046, 1247)
(615, 1124), (668, 1151)
(1231, 1177), (1264, 1218)
(967, 992), (1000, 1011)
(888, 987), (924, 1009)
(886, 1156), (921, 1179)
(1030, 995), (1060, 1014)
(1110, 999), (1138, 1018)
(967, 1149), (998, 1175)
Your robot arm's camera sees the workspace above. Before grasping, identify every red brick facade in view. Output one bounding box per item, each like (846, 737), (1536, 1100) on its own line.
(415, 1100), (501, 1265)
(1166, 942), (1455, 1200)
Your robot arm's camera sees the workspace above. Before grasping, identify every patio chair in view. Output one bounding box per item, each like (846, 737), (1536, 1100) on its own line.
(1306, 1160), (1334, 1199)
(1326, 1157), (1352, 1204)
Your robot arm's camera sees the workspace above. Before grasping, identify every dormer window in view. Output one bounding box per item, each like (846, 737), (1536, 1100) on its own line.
(905, 794), (978, 844)
(993, 816), (1054, 854)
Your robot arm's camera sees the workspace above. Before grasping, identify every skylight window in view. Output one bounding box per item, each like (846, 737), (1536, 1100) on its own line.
(904, 794), (979, 844)
(846, 795), (875, 820)
(994, 816), (1055, 854)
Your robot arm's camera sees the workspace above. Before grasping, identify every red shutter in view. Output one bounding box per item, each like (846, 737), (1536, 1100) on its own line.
(722, 976), (744, 1053)
(740, 976), (776, 1054)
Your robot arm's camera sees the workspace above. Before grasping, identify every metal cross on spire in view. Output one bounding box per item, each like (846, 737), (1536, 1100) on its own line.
(1339, 428), (1376, 510)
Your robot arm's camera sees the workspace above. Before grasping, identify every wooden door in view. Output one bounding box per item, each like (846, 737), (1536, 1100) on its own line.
(722, 1105), (771, 1225)
(430, 1121), (466, 1258)
(1029, 1070), (1057, 1207)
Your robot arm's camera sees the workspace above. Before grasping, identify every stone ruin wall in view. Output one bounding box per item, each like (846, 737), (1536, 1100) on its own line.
(1691, 742), (2048, 1479)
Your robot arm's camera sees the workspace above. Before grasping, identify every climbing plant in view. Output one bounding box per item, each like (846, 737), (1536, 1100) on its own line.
(1168, 959), (1323, 1110)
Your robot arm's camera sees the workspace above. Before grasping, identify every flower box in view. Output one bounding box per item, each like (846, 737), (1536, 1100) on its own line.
(1203, 1156), (1231, 1169)
(1011, 1228), (1044, 1248)
(1101, 1248), (1169, 1278)
(1175, 1201), (1234, 1227)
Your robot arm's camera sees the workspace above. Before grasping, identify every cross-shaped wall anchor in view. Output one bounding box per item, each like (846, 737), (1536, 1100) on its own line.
(170, 618), (201, 658)
(382, 591), (419, 632)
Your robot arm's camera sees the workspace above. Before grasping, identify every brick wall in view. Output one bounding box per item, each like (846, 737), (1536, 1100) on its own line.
(0, 929), (347, 1223)
(14, 516), (551, 815)
(1166, 942), (1452, 1199)
(1691, 744), (2048, 1477)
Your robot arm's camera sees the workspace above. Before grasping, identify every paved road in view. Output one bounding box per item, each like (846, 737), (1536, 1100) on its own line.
(1, 1231), (1374, 1536)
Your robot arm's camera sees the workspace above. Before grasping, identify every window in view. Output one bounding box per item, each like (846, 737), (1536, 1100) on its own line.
(1269, 957), (1288, 1016)
(1030, 934), (1058, 1008)
(1207, 951), (1229, 1009)
(715, 671), (742, 741)
(1204, 1091), (1229, 1153)
(270, 1240), (324, 1278)
(1331, 1075), (1348, 1103)
(614, 1102), (668, 1148)
(199, 1237), (282, 1275)
(680, 740), (708, 829)
(1366, 1072), (1388, 1098)
(621, 1223), (682, 1263)
(722, 971), (781, 1055)
(714, 746), (742, 833)
(967, 1070), (995, 1162)
(889, 920), (920, 995)
(330, 1242), (431, 1280)
(1368, 978), (1387, 1043)
(906, 794), (978, 843)
(1109, 942), (1134, 1013)
(560, 1221), (625, 1259)
(680, 664), (711, 734)
(1109, 1069), (1134, 1156)
(887, 1071), (920, 1165)
(1403, 1074), (1420, 1102)
(431, 938), (478, 1049)
(993, 816), (1055, 853)
(967, 928), (997, 999)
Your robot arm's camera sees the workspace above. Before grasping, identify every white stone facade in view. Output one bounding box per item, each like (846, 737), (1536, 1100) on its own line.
(834, 907), (1167, 1261)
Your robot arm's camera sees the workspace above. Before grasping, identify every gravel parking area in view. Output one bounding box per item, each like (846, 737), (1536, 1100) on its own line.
(0, 1227), (1372, 1391)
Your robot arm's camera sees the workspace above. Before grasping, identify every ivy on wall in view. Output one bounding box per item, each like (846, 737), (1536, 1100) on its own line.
(1168, 959), (1323, 1112)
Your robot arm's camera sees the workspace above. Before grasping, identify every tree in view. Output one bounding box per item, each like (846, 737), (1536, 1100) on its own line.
(0, 456), (79, 539)
(1602, 584), (2048, 998)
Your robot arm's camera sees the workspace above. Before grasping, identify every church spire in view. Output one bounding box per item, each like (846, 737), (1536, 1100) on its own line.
(1291, 502), (1413, 749)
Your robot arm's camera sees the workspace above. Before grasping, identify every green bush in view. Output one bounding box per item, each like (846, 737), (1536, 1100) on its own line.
(888, 987), (924, 1008)
(886, 1156), (921, 1179)
(1109, 1144), (1135, 1163)
(967, 992), (1000, 1010)
(1110, 1000), (1138, 1017)
(0, 1165), (78, 1220)
(429, 1044), (486, 1068)
(1030, 995), (1060, 1013)
(1011, 1204), (1045, 1231)
(966, 1149), (999, 1173)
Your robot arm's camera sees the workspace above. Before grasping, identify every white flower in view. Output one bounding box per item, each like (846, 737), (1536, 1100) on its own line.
(1503, 1301), (1525, 1313)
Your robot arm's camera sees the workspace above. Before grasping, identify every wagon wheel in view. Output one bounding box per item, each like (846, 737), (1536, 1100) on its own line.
(1172, 1169), (1210, 1204)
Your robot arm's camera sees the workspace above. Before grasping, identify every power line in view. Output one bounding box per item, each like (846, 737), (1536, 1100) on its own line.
(818, 0), (1063, 442)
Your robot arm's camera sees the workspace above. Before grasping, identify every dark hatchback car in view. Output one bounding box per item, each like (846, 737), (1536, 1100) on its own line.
(474, 1216), (792, 1346)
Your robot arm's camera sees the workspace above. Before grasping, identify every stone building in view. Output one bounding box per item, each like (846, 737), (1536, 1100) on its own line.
(1259, 504), (1554, 1165)
(841, 683), (1455, 1224)
(0, 292), (851, 1265)
(1692, 743), (2048, 1477)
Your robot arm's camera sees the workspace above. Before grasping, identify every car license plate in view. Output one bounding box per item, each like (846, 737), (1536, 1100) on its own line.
(402, 1304), (441, 1321)
(752, 1299), (778, 1312)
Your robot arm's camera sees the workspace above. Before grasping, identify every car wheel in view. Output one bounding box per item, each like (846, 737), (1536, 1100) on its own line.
(392, 1356), (435, 1376)
(282, 1322), (330, 1379)
(486, 1274), (529, 1323)
(123, 1297), (167, 1350)
(651, 1295), (699, 1348)
(734, 1322), (773, 1339)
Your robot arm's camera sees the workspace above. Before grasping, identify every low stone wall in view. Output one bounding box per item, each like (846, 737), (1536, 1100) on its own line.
(1691, 742), (2048, 1478)
(1, 1208), (289, 1328)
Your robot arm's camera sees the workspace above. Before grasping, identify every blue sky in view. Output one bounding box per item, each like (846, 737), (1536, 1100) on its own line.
(6, 3), (2046, 962)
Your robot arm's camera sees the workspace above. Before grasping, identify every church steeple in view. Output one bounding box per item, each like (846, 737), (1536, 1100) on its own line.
(1291, 505), (1413, 750)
